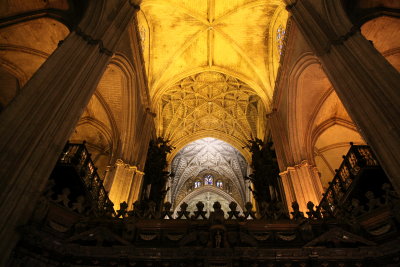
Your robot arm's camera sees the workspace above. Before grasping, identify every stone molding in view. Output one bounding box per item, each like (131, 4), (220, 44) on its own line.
(280, 160), (323, 214)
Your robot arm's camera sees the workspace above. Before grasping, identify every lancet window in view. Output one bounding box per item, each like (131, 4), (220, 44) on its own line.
(204, 174), (213, 185)
(277, 25), (286, 55)
(194, 180), (202, 188)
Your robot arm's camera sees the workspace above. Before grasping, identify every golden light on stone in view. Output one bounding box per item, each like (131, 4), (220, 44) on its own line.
(138, 0), (288, 154)
(158, 71), (265, 157)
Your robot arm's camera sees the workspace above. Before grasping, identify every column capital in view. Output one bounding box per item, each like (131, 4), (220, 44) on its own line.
(74, 27), (114, 56)
(279, 161), (323, 214)
(114, 159), (143, 172)
(282, 160), (315, 171)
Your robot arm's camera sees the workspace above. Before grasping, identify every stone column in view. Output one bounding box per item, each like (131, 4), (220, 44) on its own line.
(127, 169), (145, 208)
(105, 159), (145, 211)
(245, 166), (253, 203)
(130, 109), (155, 201)
(0, 0), (139, 262)
(268, 110), (293, 171)
(107, 108), (155, 210)
(245, 179), (252, 203)
(107, 159), (136, 210)
(268, 111), (298, 212)
(134, 109), (156, 168)
(280, 160), (323, 214)
(165, 176), (173, 203)
(285, 0), (400, 191)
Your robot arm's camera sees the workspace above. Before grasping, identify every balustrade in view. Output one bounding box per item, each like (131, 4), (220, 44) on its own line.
(317, 143), (382, 216)
(55, 142), (114, 215)
(14, 144), (400, 266)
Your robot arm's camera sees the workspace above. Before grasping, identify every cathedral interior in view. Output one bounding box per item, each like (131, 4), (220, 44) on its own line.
(0, 0), (400, 266)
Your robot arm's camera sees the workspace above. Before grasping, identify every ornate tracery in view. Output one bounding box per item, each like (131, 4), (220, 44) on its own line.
(157, 72), (265, 148)
(170, 137), (248, 210)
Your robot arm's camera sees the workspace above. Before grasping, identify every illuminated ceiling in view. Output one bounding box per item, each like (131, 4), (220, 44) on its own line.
(159, 71), (264, 157)
(170, 137), (248, 206)
(138, 0), (288, 152)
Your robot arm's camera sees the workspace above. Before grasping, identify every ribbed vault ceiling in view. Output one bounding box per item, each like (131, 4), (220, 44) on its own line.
(170, 137), (248, 207)
(138, 0), (287, 153)
(159, 72), (264, 153)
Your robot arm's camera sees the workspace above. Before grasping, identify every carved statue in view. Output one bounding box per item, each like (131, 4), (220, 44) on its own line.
(290, 201), (305, 220)
(244, 138), (282, 205)
(116, 201), (128, 218)
(215, 230), (222, 248)
(306, 201), (321, 219)
(142, 138), (174, 211)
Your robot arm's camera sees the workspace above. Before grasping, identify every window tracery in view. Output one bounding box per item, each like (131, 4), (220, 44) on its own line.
(194, 180), (202, 188)
(204, 174), (213, 185)
(170, 138), (248, 208)
(158, 72), (264, 145)
(277, 25), (286, 55)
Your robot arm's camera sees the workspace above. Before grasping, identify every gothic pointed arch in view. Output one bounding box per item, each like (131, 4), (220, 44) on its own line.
(170, 137), (249, 211)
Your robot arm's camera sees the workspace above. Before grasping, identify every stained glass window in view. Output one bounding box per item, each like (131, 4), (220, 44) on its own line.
(204, 174), (213, 185)
(194, 181), (201, 188)
(216, 181), (223, 188)
(277, 25), (286, 55)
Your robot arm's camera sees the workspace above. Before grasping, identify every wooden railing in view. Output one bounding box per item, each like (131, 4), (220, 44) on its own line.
(59, 142), (114, 214)
(316, 143), (379, 216)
